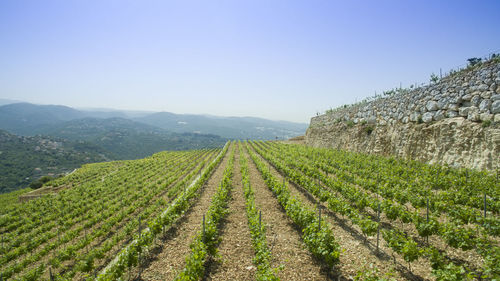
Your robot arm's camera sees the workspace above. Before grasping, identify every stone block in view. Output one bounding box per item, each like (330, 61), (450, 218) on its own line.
(492, 100), (500, 114)
(426, 101), (438, 111)
(467, 107), (480, 122)
(459, 107), (471, 117)
(422, 112), (434, 123)
(471, 95), (481, 107)
(447, 110), (459, 118)
(434, 110), (445, 121)
(480, 113), (493, 122)
(479, 99), (492, 112)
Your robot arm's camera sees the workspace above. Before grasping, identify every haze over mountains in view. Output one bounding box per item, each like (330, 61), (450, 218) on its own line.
(0, 101), (307, 139)
(0, 101), (307, 193)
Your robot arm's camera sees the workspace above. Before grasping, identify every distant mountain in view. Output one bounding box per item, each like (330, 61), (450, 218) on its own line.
(0, 129), (107, 193)
(0, 98), (23, 106)
(0, 102), (307, 139)
(135, 112), (307, 139)
(42, 117), (226, 159)
(0, 103), (86, 135)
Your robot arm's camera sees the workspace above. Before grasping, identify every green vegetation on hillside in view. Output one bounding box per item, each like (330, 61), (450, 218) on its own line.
(0, 130), (107, 194)
(43, 117), (227, 160)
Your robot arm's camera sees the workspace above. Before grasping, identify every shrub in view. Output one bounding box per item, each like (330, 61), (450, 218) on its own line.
(467, 57), (482, 67)
(430, 73), (439, 83)
(28, 175), (54, 189)
(364, 125), (374, 135)
(482, 120), (492, 128)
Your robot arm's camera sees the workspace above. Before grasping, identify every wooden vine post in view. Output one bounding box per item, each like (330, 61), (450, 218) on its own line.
(318, 203), (322, 231)
(376, 202), (380, 254)
(259, 210), (262, 229)
(426, 197), (430, 245)
(202, 215), (206, 239)
(484, 192), (487, 218)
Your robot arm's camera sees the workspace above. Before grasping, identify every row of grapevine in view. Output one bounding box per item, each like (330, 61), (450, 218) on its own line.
(0, 148), (221, 280)
(174, 143), (236, 280)
(95, 143), (229, 280)
(238, 142), (279, 281)
(255, 141), (499, 280)
(244, 142), (341, 268)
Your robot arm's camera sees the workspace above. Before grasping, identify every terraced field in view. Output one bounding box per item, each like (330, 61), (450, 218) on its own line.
(1, 141), (498, 280)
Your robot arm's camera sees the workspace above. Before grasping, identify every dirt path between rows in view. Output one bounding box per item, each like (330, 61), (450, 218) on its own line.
(133, 147), (231, 281)
(205, 144), (255, 280)
(244, 145), (330, 280)
(248, 143), (433, 281)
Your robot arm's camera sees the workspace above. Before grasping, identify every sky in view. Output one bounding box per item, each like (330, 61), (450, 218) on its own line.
(1, 0), (500, 123)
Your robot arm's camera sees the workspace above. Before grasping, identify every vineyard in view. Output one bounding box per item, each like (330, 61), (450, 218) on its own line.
(0, 141), (498, 280)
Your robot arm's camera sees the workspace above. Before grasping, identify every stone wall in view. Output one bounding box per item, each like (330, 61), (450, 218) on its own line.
(306, 60), (500, 171)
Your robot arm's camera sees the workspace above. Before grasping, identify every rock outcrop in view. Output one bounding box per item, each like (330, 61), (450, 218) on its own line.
(306, 59), (500, 171)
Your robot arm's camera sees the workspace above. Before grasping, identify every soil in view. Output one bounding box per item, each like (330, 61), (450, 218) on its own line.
(247, 143), (433, 281)
(244, 145), (331, 280)
(204, 144), (255, 280)
(132, 146), (231, 280)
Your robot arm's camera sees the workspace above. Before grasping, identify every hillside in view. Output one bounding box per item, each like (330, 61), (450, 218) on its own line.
(135, 112), (308, 139)
(0, 130), (106, 193)
(43, 117), (227, 159)
(0, 103), (88, 135)
(0, 141), (497, 280)
(0, 102), (307, 140)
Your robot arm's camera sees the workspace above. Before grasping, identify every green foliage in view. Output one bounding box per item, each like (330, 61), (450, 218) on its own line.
(175, 143), (235, 280)
(467, 57), (482, 67)
(364, 125), (374, 135)
(239, 142), (279, 280)
(0, 130), (106, 193)
(430, 73), (440, 83)
(482, 119), (492, 128)
(28, 175), (56, 189)
(247, 141), (340, 268)
(256, 141), (499, 279)
(355, 263), (396, 281)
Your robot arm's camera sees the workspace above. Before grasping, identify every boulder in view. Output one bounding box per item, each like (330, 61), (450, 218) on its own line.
(426, 101), (439, 111)
(492, 100), (500, 114)
(471, 95), (481, 107)
(459, 107), (471, 117)
(480, 113), (493, 122)
(422, 112), (434, 123)
(434, 110), (445, 121)
(479, 99), (492, 112)
(447, 110), (459, 118)
(409, 112), (420, 122)
(467, 107), (480, 122)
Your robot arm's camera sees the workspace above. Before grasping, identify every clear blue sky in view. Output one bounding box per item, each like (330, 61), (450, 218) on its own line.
(1, 0), (499, 123)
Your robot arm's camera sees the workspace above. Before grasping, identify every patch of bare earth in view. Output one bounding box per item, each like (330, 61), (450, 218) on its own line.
(245, 146), (330, 280)
(205, 144), (255, 280)
(131, 147), (230, 281)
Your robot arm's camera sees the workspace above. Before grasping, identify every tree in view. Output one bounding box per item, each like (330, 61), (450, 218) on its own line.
(467, 57), (482, 67)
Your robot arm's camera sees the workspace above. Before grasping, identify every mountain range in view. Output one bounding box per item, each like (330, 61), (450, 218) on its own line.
(0, 101), (307, 192)
(0, 102), (307, 139)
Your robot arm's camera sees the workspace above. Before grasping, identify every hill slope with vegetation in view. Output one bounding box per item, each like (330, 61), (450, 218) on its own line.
(0, 130), (107, 193)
